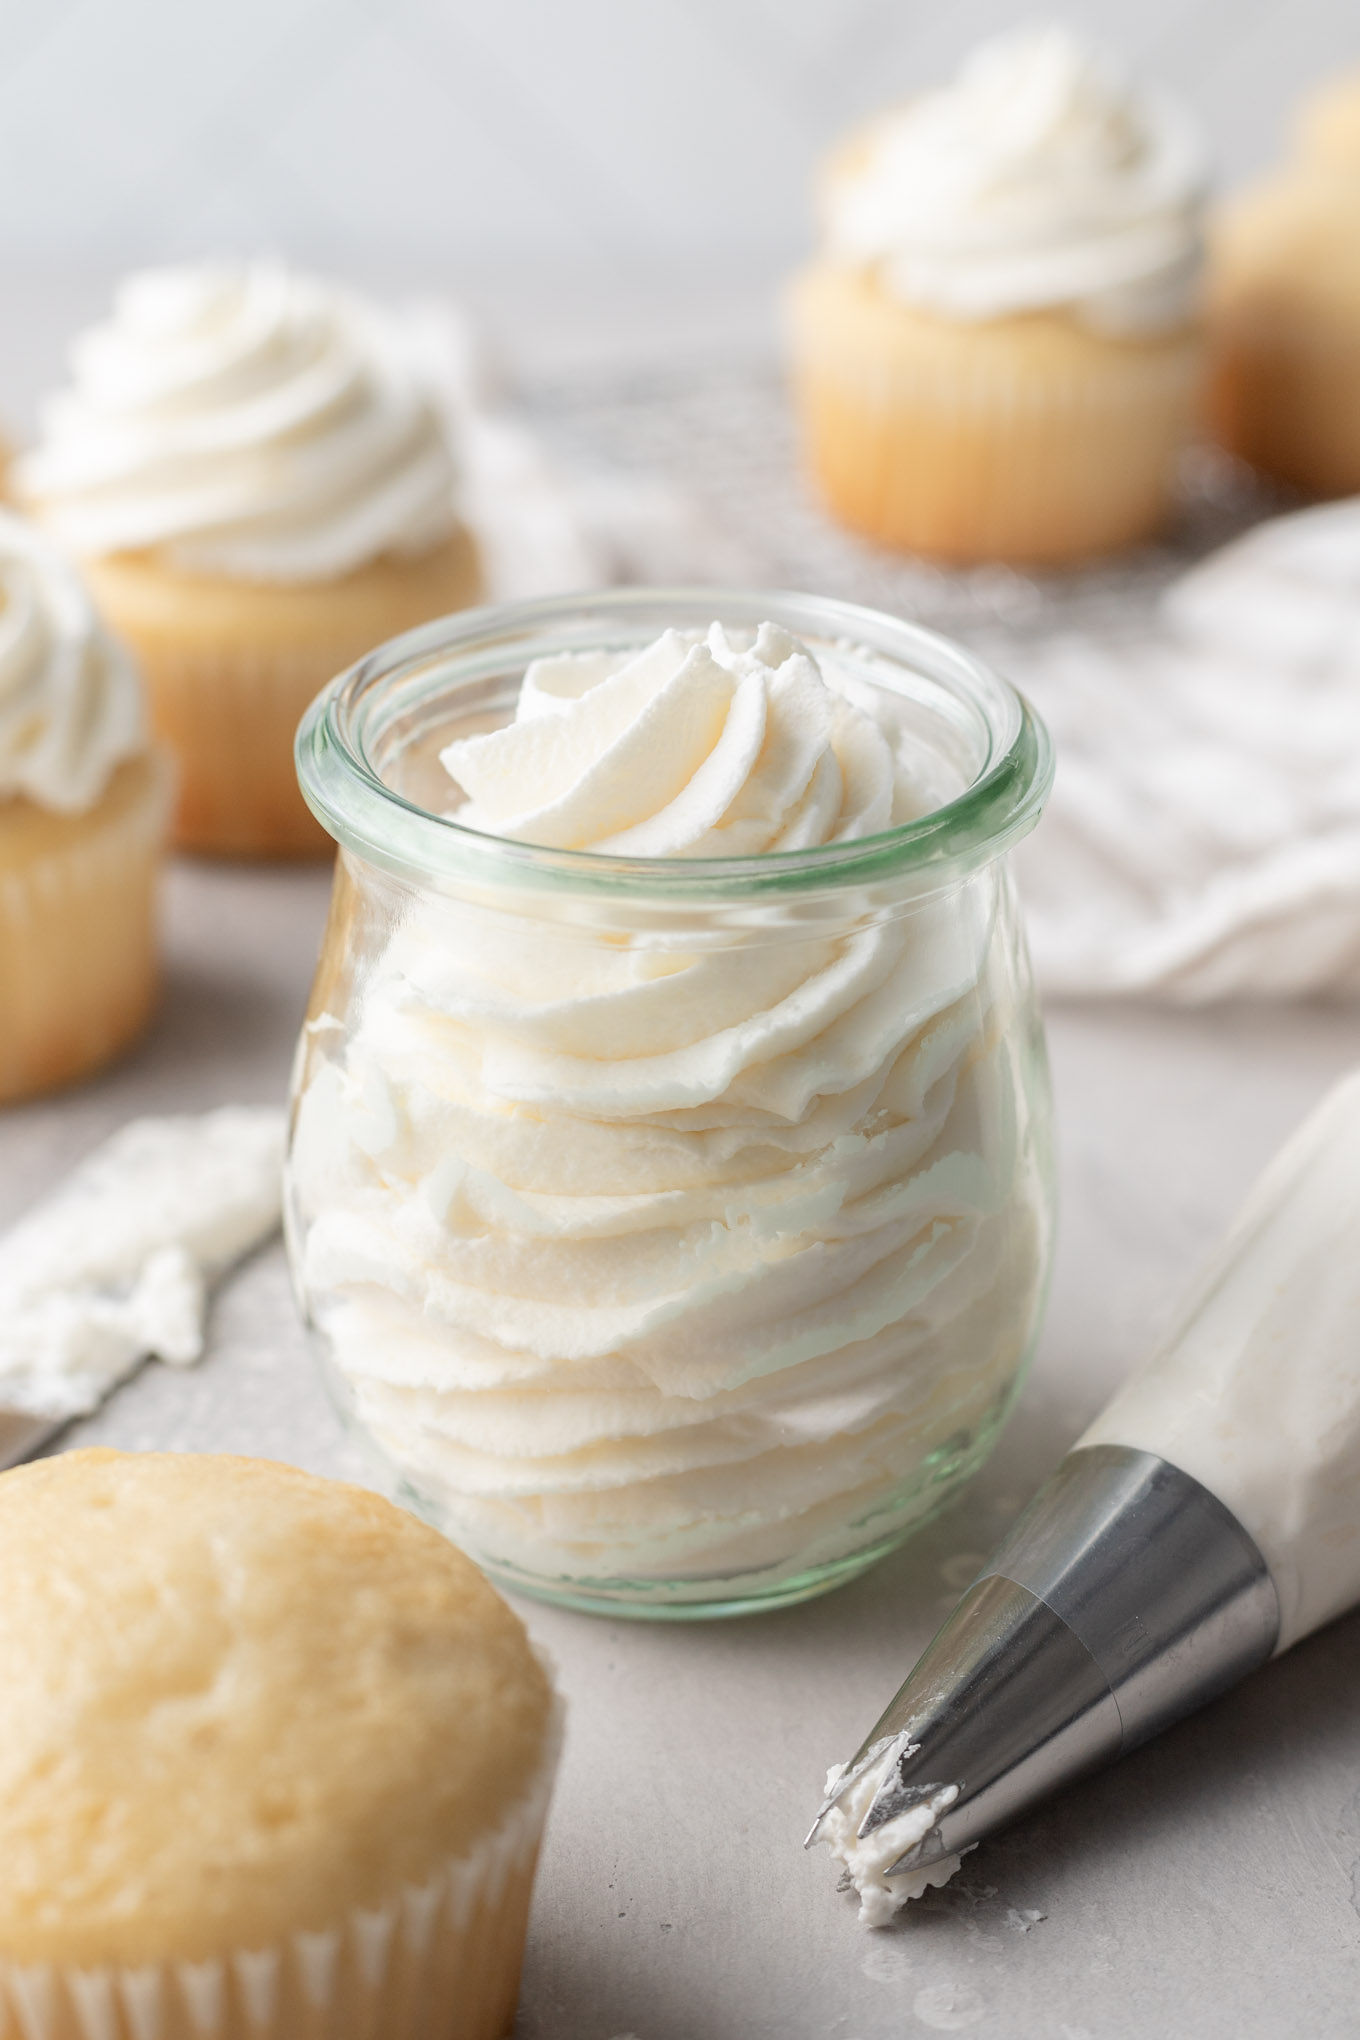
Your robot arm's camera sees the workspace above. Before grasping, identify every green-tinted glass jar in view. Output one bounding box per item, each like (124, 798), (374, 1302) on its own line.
(286, 590), (1055, 1618)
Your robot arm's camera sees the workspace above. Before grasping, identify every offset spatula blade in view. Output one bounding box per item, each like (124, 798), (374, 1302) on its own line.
(0, 1409), (64, 1471)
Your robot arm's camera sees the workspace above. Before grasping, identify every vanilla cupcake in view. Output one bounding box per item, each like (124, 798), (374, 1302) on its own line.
(788, 26), (1208, 566)
(0, 1449), (559, 2040)
(0, 511), (169, 1104)
(16, 265), (482, 857)
(1209, 71), (1360, 496)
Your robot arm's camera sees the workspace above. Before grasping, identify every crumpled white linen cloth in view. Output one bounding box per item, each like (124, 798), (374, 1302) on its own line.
(1008, 497), (1360, 1002)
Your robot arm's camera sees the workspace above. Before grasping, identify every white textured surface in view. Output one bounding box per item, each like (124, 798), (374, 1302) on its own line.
(0, 0), (1357, 279)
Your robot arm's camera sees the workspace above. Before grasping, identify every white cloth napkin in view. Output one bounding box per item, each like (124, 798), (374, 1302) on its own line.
(0, 1109), (284, 1420)
(1011, 498), (1360, 1002)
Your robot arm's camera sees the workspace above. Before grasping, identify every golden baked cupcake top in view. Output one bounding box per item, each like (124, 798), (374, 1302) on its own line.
(0, 1449), (555, 1969)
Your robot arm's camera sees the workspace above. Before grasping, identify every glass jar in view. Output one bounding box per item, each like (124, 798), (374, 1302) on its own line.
(286, 590), (1055, 1619)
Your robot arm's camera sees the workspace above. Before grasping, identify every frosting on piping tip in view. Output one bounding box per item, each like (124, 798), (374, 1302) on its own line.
(0, 509), (145, 813)
(16, 263), (460, 581)
(813, 1736), (963, 1926)
(289, 623), (1047, 1592)
(822, 24), (1206, 333)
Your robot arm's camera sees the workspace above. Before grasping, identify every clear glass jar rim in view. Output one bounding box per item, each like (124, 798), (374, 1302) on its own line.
(296, 586), (1053, 899)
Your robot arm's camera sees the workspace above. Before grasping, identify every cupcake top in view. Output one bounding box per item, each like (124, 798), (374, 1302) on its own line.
(0, 508), (145, 812)
(16, 263), (460, 583)
(820, 24), (1207, 333)
(0, 1450), (556, 1966)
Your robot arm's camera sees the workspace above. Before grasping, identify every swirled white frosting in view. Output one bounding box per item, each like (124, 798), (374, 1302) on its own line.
(823, 25), (1206, 333)
(287, 624), (1047, 1591)
(441, 622), (907, 855)
(0, 509), (145, 812)
(16, 263), (459, 581)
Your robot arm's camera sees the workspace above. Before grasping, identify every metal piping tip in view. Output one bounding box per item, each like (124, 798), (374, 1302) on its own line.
(814, 1444), (1281, 1882)
(803, 1733), (919, 1850)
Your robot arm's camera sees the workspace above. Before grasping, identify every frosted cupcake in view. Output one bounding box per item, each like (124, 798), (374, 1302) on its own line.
(0, 510), (169, 1104)
(1209, 70), (1360, 496)
(0, 1449), (559, 2040)
(788, 26), (1208, 565)
(16, 264), (482, 857)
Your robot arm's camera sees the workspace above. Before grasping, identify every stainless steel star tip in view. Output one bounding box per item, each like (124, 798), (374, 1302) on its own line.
(802, 1732), (919, 1849)
(809, 1445), (1281, 1879)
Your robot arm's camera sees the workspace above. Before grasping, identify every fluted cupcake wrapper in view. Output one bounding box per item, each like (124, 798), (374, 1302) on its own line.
(0, 752), (171, 1105)
(0, 1707), (561, 2040)
(128, 636), (349, 860)
(787, 264), (1204, 567)
(83, 531), (483, 861)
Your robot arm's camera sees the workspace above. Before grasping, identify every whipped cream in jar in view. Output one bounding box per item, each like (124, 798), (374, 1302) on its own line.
(285, 592), (1055, 1616)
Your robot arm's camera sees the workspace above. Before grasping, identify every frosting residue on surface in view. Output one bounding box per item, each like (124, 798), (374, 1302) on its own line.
(1083, 1067), (1360, 1653)
(813, 1735), (962, 1927)
(0, 1107), (285, 1419)
(289, 622), (1049, 1595)
(0, 509), (145, 813)
(823, 24), (1206, 332)
(16, 263), (459, 581)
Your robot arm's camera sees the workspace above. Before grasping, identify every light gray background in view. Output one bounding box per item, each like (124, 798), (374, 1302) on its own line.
(0, 0), (1357, 285)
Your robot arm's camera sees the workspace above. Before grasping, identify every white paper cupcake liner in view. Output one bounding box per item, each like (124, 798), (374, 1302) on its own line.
(0, 1700), (562, 2040)
(0, 752), (170, 1104)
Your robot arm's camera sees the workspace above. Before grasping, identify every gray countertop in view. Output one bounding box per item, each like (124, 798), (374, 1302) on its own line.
(6, 856), (1358, 2040)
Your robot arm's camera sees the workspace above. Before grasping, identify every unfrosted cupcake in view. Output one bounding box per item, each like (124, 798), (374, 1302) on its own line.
(16, 264), (482, 858)
(1209, 70), (1360, 496)
(0, 510), (169, 1104)
(788, 26), (1209, 565)
(0, 1449), (559, 2040)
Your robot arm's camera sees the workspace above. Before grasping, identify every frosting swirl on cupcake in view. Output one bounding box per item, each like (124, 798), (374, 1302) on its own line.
(0, 511), (145, 812)
(823, 25), (1206, 333)
(16, 264), (459, 581)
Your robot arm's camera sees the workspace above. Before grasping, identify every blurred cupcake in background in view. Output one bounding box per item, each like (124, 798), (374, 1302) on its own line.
(1210, 70), (1360, 497)
(16, 264), (482, 858)
(0, 510), (169, 1104)
(787, 25), (1209, 566)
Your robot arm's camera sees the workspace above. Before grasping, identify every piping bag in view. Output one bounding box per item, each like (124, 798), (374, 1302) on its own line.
(808, 1068), (1360, 1924)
